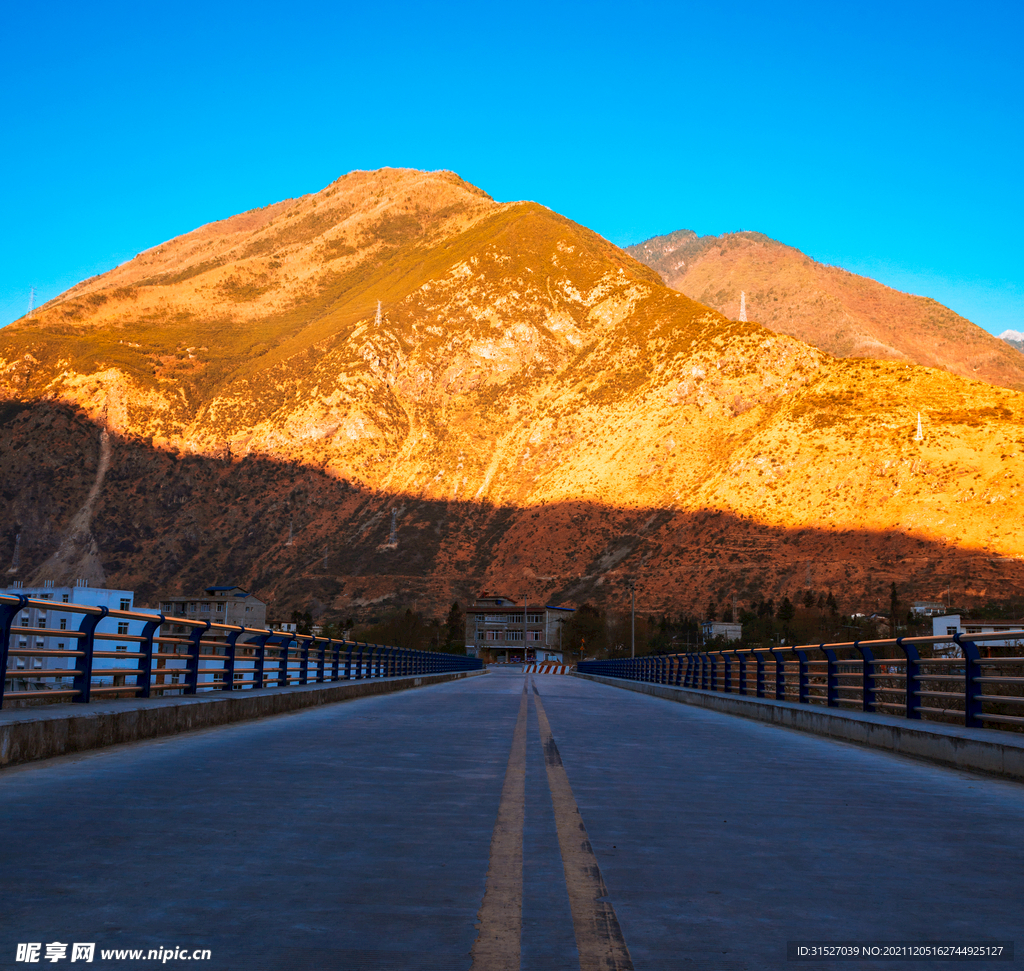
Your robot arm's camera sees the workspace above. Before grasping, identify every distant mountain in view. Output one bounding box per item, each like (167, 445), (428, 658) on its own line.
(2, 170), (1024, 620)
(627, 230), (1024, 392)
(1001, 330), (1024, 354)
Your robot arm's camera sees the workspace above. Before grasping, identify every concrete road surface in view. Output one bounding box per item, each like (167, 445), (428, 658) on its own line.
(0, 669), (1021, 970)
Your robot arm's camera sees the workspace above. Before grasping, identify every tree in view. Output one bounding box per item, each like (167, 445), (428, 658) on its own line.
(803, 589), (815, 609)
(827, 591), (838, 617)
(563, 603), (608, 658)
(443, 602), (464, 651)
(890, 582), (901, 635)
(778, 597), (795, 641)
(706, 600), (718, 622)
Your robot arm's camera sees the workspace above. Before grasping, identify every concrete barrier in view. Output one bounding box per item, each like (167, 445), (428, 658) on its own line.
(0, 670), (486, 769)
(573, 672), (1024, 782)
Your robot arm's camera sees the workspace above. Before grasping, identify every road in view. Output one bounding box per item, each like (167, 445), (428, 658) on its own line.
(1, 669), (1021, 970)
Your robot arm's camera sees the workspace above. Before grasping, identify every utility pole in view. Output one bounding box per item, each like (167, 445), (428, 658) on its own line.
(739, 291), (747, 322)
(627, 578), (636, 658)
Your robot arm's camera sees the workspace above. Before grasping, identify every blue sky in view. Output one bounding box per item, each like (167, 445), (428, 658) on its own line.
(2, 0), (1022, 335)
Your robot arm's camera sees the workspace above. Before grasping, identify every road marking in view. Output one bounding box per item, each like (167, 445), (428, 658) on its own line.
(469, 681), (529, 971)
(532, 683), (635, 971)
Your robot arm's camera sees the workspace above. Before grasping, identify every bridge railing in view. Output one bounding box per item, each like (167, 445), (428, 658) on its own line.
(577, 631), (1024, 731)
(0, 594), (482, 709)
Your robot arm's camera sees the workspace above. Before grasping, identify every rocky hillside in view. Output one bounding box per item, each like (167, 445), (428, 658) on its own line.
(627, 230), (1024, 393)
(2, 169), (1023, 619)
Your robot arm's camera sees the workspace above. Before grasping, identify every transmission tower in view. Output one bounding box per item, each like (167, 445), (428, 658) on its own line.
(739, 291), (747, 322)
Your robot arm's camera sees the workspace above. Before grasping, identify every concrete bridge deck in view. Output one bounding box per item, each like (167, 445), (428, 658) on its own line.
(1, 669), (1021, 970)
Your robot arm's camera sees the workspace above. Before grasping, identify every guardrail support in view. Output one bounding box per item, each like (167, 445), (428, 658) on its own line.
(0, 595), (28, 707)
(897, 637), (921, 719)
(955, 634), (983, 728)
(793, 649), (809, 704)
(222, 628), (242, 691)
(137, 614), (165, 698)
(72, 606), (108, 704)
(185, 621), (211, 695)
(821, 643), (839, 707)
(853, 641), (876, 712)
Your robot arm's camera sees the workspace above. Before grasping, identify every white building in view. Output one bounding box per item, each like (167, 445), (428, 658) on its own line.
(701, 621), (743, 643)
(931, 615), (1024, 656)
(2, 580), (144, 691)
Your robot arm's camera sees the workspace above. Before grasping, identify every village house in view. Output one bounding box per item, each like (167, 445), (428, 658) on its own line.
(464, 595), (573, 663)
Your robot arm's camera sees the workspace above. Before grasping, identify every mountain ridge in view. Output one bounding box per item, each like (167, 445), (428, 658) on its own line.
(3, 169), (1023, 617)
(626, 229), (1024, 392)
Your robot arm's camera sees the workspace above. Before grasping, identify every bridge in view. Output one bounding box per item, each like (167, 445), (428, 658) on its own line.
(2, 653), (1023, 970)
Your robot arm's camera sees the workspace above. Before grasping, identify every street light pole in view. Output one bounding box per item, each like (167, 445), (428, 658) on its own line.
(627, 578), (636, 658)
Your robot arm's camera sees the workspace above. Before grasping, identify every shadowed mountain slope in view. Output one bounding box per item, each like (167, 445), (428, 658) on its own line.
(627, 230), (1024, 392)
(2, 169), (1023, 616)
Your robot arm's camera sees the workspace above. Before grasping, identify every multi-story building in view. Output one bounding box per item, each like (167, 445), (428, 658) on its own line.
(157, 586), (267, 635)
(464, 595), (573, 663)
(1, 580), (143, 691)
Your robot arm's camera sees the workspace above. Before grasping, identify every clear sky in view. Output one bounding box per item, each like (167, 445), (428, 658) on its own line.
(2, 0), (1022, 336)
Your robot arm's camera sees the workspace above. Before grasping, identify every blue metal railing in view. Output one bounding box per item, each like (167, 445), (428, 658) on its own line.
(578, 630), (1024, 731)
(0, 594), (482, 708)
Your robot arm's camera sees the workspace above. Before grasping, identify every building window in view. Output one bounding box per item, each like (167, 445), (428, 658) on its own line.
(527, 613), (544, 624)
(61, 594), (69, 603)
(475, 629), (484, 641)
(57, 643), (65, 651)
(485, 630), (503, 641)
(117, 622), (129, 635)
(216, 603), (224, 612)
(526, 630), (541, 641)
(20, 614), (29, 625)
(116, 645), (127, 652)
(507, 629), (523, 641)
(33, 658), (42, 669)
(201, 603), (210, 613)
(947, 626), (958, 636)
(40, 593), (51, 600)
(188, 603), (197, 612)
(484, 614), (507, 623)
(38, 616), (46, 628)
(59, 618), (67, 631)
(16, 658), (25, 669)
(120, 599), (131, 611)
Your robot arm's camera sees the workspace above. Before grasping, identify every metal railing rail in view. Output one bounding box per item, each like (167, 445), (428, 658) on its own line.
(578, 630), (1024, 731)
(0, 594), (482, 708)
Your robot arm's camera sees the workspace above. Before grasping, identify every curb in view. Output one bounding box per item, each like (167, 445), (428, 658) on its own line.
(0, 670), (486, 768)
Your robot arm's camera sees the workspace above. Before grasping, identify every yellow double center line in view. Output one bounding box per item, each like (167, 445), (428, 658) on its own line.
(471, 678), (634, 971)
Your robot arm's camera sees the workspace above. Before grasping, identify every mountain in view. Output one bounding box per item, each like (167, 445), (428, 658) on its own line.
(2, 169), (1023, 620)
(626, 230), (1024, 392)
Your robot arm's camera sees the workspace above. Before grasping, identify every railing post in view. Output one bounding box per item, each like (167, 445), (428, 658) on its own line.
(72, 607), (108, 704)
(737, 650), (747, 695)
(330, 640), (340, 682)
(821, 643), (839, 707)
(754, 650), (765, 698)
(278, 636), (292, 687)
(251, 632), (270, 690)
(897, 637), (921, 719)
(136, 613), (164, 699)
(794, 648), (809, 704)
(0, 595), (29, 708)
(854, 641), (876, 712)
(955, 634), (982, 728)
(722, 652), (732, 693)
(768, 647), (784, 700)
(221, 627), (242, 691)
(298, 637), (310, 685)
(186, 621), (210, 694)
(355, 643), (364, 679)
